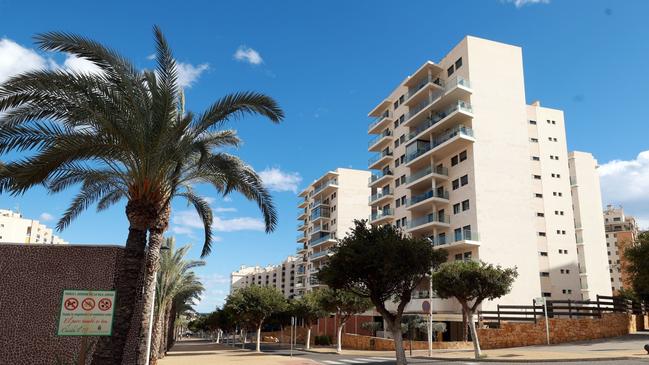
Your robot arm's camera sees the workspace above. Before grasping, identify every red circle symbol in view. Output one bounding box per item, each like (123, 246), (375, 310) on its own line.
(64, 298), (78, 311)
(81, 298), (96, 311)
(98, 298), (112, 311)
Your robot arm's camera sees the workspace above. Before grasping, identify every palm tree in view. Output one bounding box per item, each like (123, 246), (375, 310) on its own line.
(0, 27), (283, 365)
(150, 237), (204, 364)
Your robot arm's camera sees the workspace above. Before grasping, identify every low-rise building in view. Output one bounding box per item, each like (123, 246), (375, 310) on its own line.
(230, 255), (298, 299)
(0, 209), (68, 245)
(603, 206), (639, 294)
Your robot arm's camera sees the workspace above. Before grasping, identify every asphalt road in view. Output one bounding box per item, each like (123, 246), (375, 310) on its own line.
(233, 342), (649, 365)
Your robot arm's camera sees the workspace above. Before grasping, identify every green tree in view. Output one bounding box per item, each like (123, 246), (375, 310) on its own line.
(225, 286), (287, 352)
(314, 288), (372, 354)
(433, 260), (518, 359)
(624, 232), (649, 301)
(291, 291), (329, 349)
(318, 220), (447, 365)
(0, 28), (283, 364)
(151, 237), (205, 364)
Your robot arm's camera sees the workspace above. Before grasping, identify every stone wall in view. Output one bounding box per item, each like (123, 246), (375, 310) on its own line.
(341, 333), (471, 351)
(0, 244), (128, 365)
(478, 312), (642, 349)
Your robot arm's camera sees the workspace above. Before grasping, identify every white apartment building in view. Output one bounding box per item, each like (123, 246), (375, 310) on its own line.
(365, 36), (611, 323)
(296, 168), (371, 296)
(0, 209), (68, 245)
(568, 151), (612, 299)
(230, 255), (299, 299)
(602, 205), (639, 294)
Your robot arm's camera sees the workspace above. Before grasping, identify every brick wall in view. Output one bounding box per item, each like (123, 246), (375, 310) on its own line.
(0, 244), (134, 365)
(478, 313), (643, 349)
(341, 333), (471, 351)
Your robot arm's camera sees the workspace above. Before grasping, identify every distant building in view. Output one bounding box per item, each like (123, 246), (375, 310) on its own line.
(0, 209), (68, 245)
(603, 206), (639, 294)
(230, 255), (298, 299)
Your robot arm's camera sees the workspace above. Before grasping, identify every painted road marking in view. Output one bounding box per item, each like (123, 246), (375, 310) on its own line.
(322, 361), (345, 365)
(339, 360), (369, 364)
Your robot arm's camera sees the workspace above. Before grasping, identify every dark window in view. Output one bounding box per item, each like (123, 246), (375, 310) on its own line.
(447, 65), (454, 77)
(451, 155), (459, 166)
(529, 120), (537, 125)
(540, 251), (548, 256)
(540, 272), (550, 277)
(453, 203), (460, 214)
(452, 179), (460, 190)
(462, 200), (470, 211)
(459, 150), (467, 162)
(460, 175), (469, 186)
(455, 57), (463, 69)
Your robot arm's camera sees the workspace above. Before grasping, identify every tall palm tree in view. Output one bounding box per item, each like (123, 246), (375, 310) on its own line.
(0, 26), (283, 365)
(150, 237), (204, 364)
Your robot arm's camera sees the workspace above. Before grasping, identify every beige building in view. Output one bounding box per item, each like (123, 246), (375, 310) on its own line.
(295, 168), (371, 296)
(603, 206), (639, 294)
(365, 36), (611, 321)
(0, 209), (68, 245)
(229, 255), (299, 299)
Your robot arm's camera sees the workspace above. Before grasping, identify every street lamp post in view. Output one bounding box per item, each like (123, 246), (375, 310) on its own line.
(426, 237), (435, 357)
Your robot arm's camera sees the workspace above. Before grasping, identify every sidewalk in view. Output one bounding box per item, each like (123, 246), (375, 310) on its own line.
(157, 339), (316, 365)
(302, 333), (649, 362)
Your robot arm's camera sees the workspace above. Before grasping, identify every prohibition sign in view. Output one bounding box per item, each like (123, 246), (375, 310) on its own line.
(64, 298), (78, 311)
(81, 297), (96, 311)
(98, 298), (112, 311)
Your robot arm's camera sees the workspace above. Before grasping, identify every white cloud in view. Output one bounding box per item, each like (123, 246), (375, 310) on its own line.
(39, 212), (54, 222)
(214, 207), (237, 213)
(599, 151), (649, 229)
(176, 62), (209, 88)
(60, 54), (103, 74)
(213, 216), (265, 232)
(146, 53), (156, 60)
(233, 46), (263, 65)
(502, 0), (549, 8)
(0, 38), (48, 83)
(258, 167), (302, 193)
(223, 196), (233, 202)
(171, 209), (265, 236)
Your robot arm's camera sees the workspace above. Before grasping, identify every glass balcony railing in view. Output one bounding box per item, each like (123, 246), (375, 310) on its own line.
(405, 76), (471, 122)
(312, 225), (329, 234)
(370, 209), (394, 221)
(296, 245), (305, 253)
(297, 208), (307, 218)
(368, 150), (393, 165)
(407, 75), (444, 99)
(407, 190), (449, 206)
(369, 170), (393, 184)
(570, 176), (578, 185)
(311, 249), (331, 260)
(405, 166), (449, 184)
(310, 233), (335, 247)
(312, 179), (337, 195)
(309, 199), (329, 209)
(368, 111), (392, 130)
(407, 100), (473, 141)
(310, 206), (331, 220)
(297, 233), (306, 241)
(368, 129), (393, 147)
(405, 126), (474, 163)
(369, 190), (393, 203)
(407, 213), (450, 229)
(428, 231), (479, 246)
(297, 223), (306, 229)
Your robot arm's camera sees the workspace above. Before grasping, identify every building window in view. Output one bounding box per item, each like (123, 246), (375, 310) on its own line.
(393, 101), (399, 109)
(452, 179), (460, 190)
(542, 292), (552, 298)
(540, 272), (550, 277)
(453, 203), (461, 214)
(530, 138), (538, 143)
(529, 120), (537, 125)
(447, 65), (455, 77)
(539, 232), (546, 237)
(462, 200), (470, 211)
(459, 150), (467, 162)
(532, 156), (540, 161)
(460, 175), (469, 186)
(533, 174), (541, 180)
(455, 57), (463, 69)
(540, 251), (548, 256)
(537, 212), (545, 217)
(535, 193), (543, 198)
(451, 155), (459, 166)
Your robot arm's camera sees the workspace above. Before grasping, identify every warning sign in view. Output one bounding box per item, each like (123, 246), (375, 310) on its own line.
(57, 290), (116, 336)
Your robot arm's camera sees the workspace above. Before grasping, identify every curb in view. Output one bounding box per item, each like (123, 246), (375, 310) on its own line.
(415, 356), (643, 363)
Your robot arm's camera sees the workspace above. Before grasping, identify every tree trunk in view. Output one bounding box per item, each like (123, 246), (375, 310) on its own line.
(391, 326), (407, 365)
(166, 304), (176, 352)
(149, 309), (165, 365)
(242, 329), (247, 349)
(256, 325), (262, 352)
(462, 311), (468, 342)
(305, 327), (311, 350)
(336, 323), (343, 353)
(216, 329), (221, 344)
(467, 310), (482, 358)
(91, 225), (148, 365)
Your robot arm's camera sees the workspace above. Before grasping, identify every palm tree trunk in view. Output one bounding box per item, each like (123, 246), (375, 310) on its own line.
(91, 226), (148, 365)
(166, 303), (177, 352)
(159, 303), (172, 358)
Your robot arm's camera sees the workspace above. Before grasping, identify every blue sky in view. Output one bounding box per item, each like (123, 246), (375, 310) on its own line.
(1, 0), (648, 312)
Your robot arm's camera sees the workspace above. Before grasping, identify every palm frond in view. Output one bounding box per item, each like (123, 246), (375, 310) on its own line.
(176, 191), (214, 257)
(194, 92), (284, 134)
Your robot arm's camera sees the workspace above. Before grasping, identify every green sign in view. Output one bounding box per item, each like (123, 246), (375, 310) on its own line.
(57, 290), (116, 336)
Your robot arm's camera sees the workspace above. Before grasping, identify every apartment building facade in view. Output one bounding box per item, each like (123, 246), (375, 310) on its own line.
(365, 36), (611, 320)
(295, 168), (371, 296)
(230, 255), (298, 299)
(603, 205), (639, 294)
(0, 209), (68, 245)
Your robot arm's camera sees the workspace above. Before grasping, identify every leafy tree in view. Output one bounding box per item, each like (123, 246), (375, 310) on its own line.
(0, 27), (283, 364)
(291, 292), (329, 349)
(433, 260), (517, 359)
(150, 237), (204, 364)
(318, 220), (447, 365)
(624, 232), (649, 301)
(225, 285), (287, 352)
(360, 321), (383, 337)
(314, 288), (372, 354)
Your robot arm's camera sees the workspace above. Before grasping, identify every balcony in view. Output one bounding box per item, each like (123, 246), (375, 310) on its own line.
(368, 150), (393, 170)
(296, 245), (306, 253)
(312, 224), (330, 235)
(369, 189), (393, 205)
(405, 126), (475, 168)
(405, 166), (449, 189)
(368, 129), (394, 152)
(403, 76), (472, 128)
(311, 249), (332, 261)
(297, 234), (307, 243)
(310, 206), (331, 222)
(310, 233), (336, 248)
(406, 100), (473, 142)
(570, 176), (578, 186)
(405, 75), (444, 106)
(312, 179), (338, 197)
(368, 110), (394, 134)
(298, 199), (308, 208)
(310, 275), (323, 286)
(295, 282), (304, 289)
(297, 222), (307, 231)
(369, 208), (394, 225)
(295, 267), (306, 276)
(368, 170), (393, 187)
(297, 208), (307, 220)
(406, 213), (450, 233)
(429, 231), (480, 251)
(406, 190), (449, 210)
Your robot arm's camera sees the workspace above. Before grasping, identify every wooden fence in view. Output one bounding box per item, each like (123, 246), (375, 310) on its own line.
(478, 295), (648, 327)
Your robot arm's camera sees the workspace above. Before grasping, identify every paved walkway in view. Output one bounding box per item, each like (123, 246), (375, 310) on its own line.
(157, 339), (317, 365)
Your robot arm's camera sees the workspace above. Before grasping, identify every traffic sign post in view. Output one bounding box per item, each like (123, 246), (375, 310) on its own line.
(535, 297), (550, 345)
(290, 316), (295, 357)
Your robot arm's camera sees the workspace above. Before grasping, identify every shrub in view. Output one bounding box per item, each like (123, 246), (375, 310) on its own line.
(314, 335), (332, 346)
